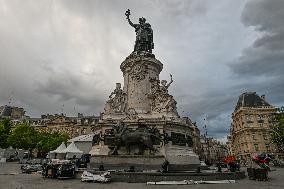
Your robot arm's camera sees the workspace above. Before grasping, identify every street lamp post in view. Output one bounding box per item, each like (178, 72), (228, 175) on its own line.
(204, 116), (211, 164)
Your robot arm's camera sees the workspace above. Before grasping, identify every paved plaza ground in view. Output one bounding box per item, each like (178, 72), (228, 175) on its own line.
(1, 162), (284, 189)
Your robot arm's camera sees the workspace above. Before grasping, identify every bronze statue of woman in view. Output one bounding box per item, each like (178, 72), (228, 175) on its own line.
(125, 9), (154, 53)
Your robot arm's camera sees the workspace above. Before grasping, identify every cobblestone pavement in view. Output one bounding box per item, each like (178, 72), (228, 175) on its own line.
(1, 162), (284, 189)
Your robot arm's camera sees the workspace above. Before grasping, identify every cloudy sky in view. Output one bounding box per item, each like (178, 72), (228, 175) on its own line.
(0, 0), (283, 140)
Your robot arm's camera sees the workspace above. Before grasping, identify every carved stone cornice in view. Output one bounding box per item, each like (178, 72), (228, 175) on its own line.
(120, 53), (163, 74)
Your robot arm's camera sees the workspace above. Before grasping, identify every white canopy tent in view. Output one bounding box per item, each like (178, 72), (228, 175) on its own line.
(50, 142), (66, 153)
(63, 141), (83, 159)
(48, 142), (66, 159)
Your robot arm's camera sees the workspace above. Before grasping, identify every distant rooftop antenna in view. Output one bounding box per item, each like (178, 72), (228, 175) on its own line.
(8, 91), (13, 106)
(61, 104), (64, 115)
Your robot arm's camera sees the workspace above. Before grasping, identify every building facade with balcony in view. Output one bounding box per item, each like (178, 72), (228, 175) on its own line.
(230, 92), (277, 164)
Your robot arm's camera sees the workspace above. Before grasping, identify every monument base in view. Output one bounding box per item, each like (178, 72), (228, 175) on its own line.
(108, 171), (246, 183)
(90, 153), (200, 171)
(90, 118), (201, 171)
(75, 170), (246, 183)
(165, 146), (200, 171)
(90, 155), (165, 171)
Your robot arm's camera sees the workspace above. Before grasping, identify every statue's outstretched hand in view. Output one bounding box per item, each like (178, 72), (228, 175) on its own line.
(125, 9), (131, 18)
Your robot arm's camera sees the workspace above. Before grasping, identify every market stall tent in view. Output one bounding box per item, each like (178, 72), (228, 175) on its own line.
(63, 141), (83, 159)
(48, 142), (66, 159)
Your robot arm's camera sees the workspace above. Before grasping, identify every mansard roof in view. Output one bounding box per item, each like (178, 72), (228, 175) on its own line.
(235, 92), (271, 111)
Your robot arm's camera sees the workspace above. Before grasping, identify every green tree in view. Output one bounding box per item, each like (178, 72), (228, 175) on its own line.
(36, 131), (69, 157)
(7, 122), (39, 150)
(270, 107), (284, 153)
(5, 120), (70, 157)
(0, 118), (12, 148)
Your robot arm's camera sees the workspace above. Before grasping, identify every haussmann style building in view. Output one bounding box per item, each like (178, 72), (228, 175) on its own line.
(230, 92), (277, 163)
(29, 113), (100, 138)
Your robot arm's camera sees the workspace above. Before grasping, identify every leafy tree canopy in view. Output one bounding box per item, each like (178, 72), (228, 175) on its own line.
(270, 107), (284, 152)
(2, 120), (70, 157)
(37, 131), (69, 153)
(7, 122), (39, 150)
(0, 118), (12, 148)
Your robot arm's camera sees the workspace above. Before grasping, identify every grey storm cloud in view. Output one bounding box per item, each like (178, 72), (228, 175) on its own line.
(0, 0), (211, 107)
(230, 0), (284, 106)
(1, 0), (283, 140)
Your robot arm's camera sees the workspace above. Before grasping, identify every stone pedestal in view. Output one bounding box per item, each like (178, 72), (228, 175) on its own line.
(120, 54), (163, 114)
(165, 145), (200, 170)
(90, 155), (165, 171)
(90, 117), (200, 171)
(90, 52), (200, 171)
